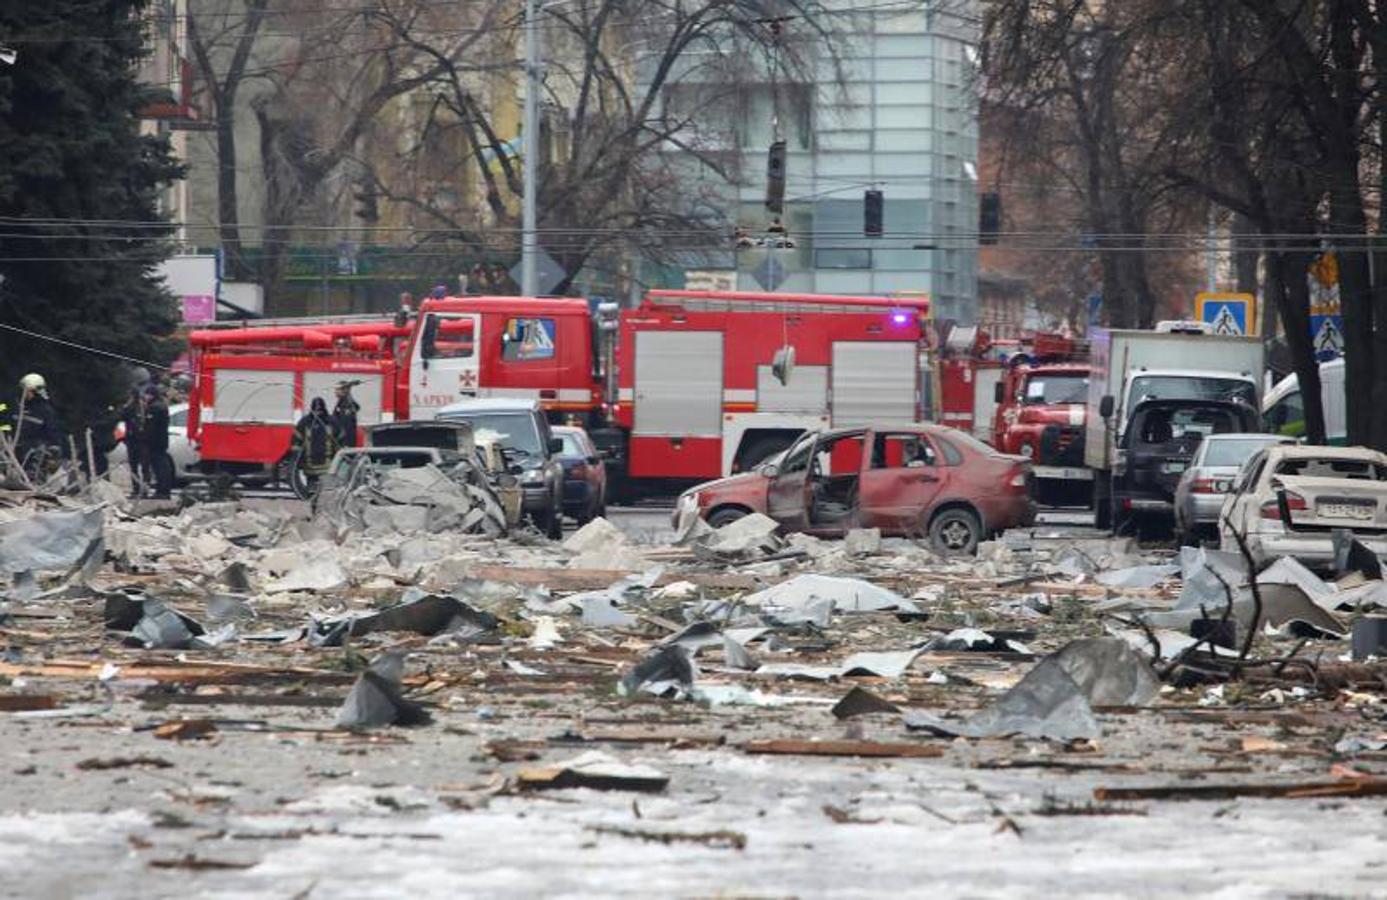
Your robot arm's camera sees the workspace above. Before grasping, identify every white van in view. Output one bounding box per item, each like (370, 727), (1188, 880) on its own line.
(1261, 357), (1346, 444)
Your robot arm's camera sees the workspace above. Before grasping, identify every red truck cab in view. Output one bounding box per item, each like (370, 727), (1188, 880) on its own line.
(992, 361), (1091, 505)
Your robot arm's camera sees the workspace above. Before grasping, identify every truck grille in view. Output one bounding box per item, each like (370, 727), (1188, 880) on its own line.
(1039, 425), (1085, 467)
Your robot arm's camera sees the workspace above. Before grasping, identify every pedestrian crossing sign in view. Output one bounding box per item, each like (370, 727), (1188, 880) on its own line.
(1194, 292), (1256, 336)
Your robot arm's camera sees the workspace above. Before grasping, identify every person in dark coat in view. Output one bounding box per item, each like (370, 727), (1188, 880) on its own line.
(143, 385), (173, 498)
(291, 397), (339, 497)
(333, 381), (361, 448)
(120, 387), (149, 497)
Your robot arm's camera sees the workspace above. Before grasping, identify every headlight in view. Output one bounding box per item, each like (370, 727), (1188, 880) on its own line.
(1010, 472), (1027, 488)
(521, 468), (545, 485)
(677, 491), (700, 511)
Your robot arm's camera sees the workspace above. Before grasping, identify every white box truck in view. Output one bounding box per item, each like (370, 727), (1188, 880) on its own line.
(1086, 327), (1265, 530)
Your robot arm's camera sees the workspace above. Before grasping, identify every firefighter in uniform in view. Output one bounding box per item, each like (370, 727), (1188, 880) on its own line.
(291, 397), (339, 498)
(332, 381), (361, 448)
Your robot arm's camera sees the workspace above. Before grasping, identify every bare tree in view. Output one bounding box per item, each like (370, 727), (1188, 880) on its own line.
(188, 0), (270, 278)
(360, 0), (838, 295)
(984, 1), (1197, 328)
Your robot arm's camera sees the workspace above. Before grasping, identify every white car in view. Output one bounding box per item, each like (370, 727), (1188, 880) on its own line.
(1219, 444), (1387, 568)
(107, 402), (199, 485)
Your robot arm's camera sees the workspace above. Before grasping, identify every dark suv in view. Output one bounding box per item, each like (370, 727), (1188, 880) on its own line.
(1111, 398), (1259, 535)
(437, 399), (565, 538)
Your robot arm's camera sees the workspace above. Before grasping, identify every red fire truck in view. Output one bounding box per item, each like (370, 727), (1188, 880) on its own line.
(186, 289), (931, 496)
(595, 290), (932, 492)
(187, 296), (599, 485)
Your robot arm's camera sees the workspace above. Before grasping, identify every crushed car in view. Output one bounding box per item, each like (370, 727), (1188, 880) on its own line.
(1220, 444), (1387, 568)
(674, 424), (1034, 554)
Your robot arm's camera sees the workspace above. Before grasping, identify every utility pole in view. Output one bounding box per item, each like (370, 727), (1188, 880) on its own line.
(521, 0), (540, 296)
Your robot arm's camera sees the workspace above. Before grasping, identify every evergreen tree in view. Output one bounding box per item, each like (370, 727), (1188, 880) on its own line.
(0, 0), (183, 432)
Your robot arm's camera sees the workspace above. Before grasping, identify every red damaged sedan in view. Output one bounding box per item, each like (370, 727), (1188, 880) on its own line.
(674, 424), (1035, 554)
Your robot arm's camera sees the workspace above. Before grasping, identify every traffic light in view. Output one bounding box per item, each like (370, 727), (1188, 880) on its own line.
(765, 140), (787, 215)
(980, 192), (1001, 245)
(864, 189), (884, 237)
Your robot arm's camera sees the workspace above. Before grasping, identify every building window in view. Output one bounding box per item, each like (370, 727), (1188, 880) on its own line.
(815, 248), (872, 269)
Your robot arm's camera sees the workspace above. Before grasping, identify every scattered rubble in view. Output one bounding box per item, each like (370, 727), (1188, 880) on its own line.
(4, 486), (1387, 892)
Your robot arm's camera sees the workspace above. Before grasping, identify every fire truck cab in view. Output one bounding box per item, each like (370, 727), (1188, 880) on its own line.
(595, 290), (931, 495)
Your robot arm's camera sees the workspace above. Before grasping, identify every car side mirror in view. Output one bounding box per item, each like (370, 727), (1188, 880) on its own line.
(548, 437), (564, 454)
(761, 463), (780, 479)
(994, 382), (1004, 404)
(1099, 395), (1114, 419)
(585, 455), (600, 465)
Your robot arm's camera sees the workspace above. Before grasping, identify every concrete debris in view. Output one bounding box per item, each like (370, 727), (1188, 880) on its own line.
(562, 517), (624, 555)
(5, 479), (1387, 893)
(694, 512), (782, 560)
(843, 528), (881, 557)
(265, 558), (349, 595)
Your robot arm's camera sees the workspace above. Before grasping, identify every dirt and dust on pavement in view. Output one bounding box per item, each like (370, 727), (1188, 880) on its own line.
(3, 481), (1387, 898)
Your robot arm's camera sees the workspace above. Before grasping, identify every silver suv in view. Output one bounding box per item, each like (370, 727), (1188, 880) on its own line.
(437, 399), (565, 538)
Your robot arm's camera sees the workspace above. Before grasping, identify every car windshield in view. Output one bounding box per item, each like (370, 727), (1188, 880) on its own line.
(1275, 456), (1387, 481)
(1201, 437), (1283, 467)
(1130, 375), (1256, 408)
(557, 432), (583, 455)
(1024, 373), (1088, 405)
(446, 413), (540, 456)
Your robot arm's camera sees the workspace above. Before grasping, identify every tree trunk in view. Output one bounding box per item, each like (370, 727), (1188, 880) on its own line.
(1269, 246), (1326, 445)
(215, 108), (245, 280)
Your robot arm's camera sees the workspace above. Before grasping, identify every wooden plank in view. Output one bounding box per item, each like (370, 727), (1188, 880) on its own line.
(468, 565), (757, 591)
(1094, 777), (1387, 802)
(742, 739), (944, 759)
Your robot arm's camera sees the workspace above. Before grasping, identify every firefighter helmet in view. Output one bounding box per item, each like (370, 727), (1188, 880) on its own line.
(19, 373), (46, 394)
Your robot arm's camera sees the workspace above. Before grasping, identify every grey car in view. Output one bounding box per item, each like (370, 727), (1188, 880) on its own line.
(437, 399), (565, 539)
(1174, 433), (1293, 544)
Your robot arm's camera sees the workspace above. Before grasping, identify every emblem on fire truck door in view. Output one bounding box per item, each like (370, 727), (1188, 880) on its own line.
(459, 370), (477, 389)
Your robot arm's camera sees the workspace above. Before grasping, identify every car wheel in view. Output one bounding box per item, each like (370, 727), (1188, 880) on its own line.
(707, 506), (747, 529)
(929, 508), (981, 555)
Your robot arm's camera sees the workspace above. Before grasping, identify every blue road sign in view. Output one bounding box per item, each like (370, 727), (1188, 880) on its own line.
(1195, 292), (1254, 336)
(1310, 314), (1345, 361)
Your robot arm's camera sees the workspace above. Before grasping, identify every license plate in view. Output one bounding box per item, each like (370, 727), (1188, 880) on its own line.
(1161, 461), (1186, 474)
(1318, 501), (1375, 520)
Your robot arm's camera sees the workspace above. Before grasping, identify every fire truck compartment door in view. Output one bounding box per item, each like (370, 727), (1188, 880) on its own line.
(213, 369), (295, 423)
(757, 365), (828, 413)
(304, 372), (383, 426)
(831, 342), (916, 428)
(409, 312), (481, 419)
(633, 331), (723, 436)
(971, 367), (1004, 442)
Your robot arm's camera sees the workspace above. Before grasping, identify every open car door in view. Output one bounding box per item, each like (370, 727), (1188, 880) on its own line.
(766, 432), (816, 532)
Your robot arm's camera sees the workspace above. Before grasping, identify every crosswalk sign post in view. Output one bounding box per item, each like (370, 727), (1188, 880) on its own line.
(1194, 292), (1257, 336)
